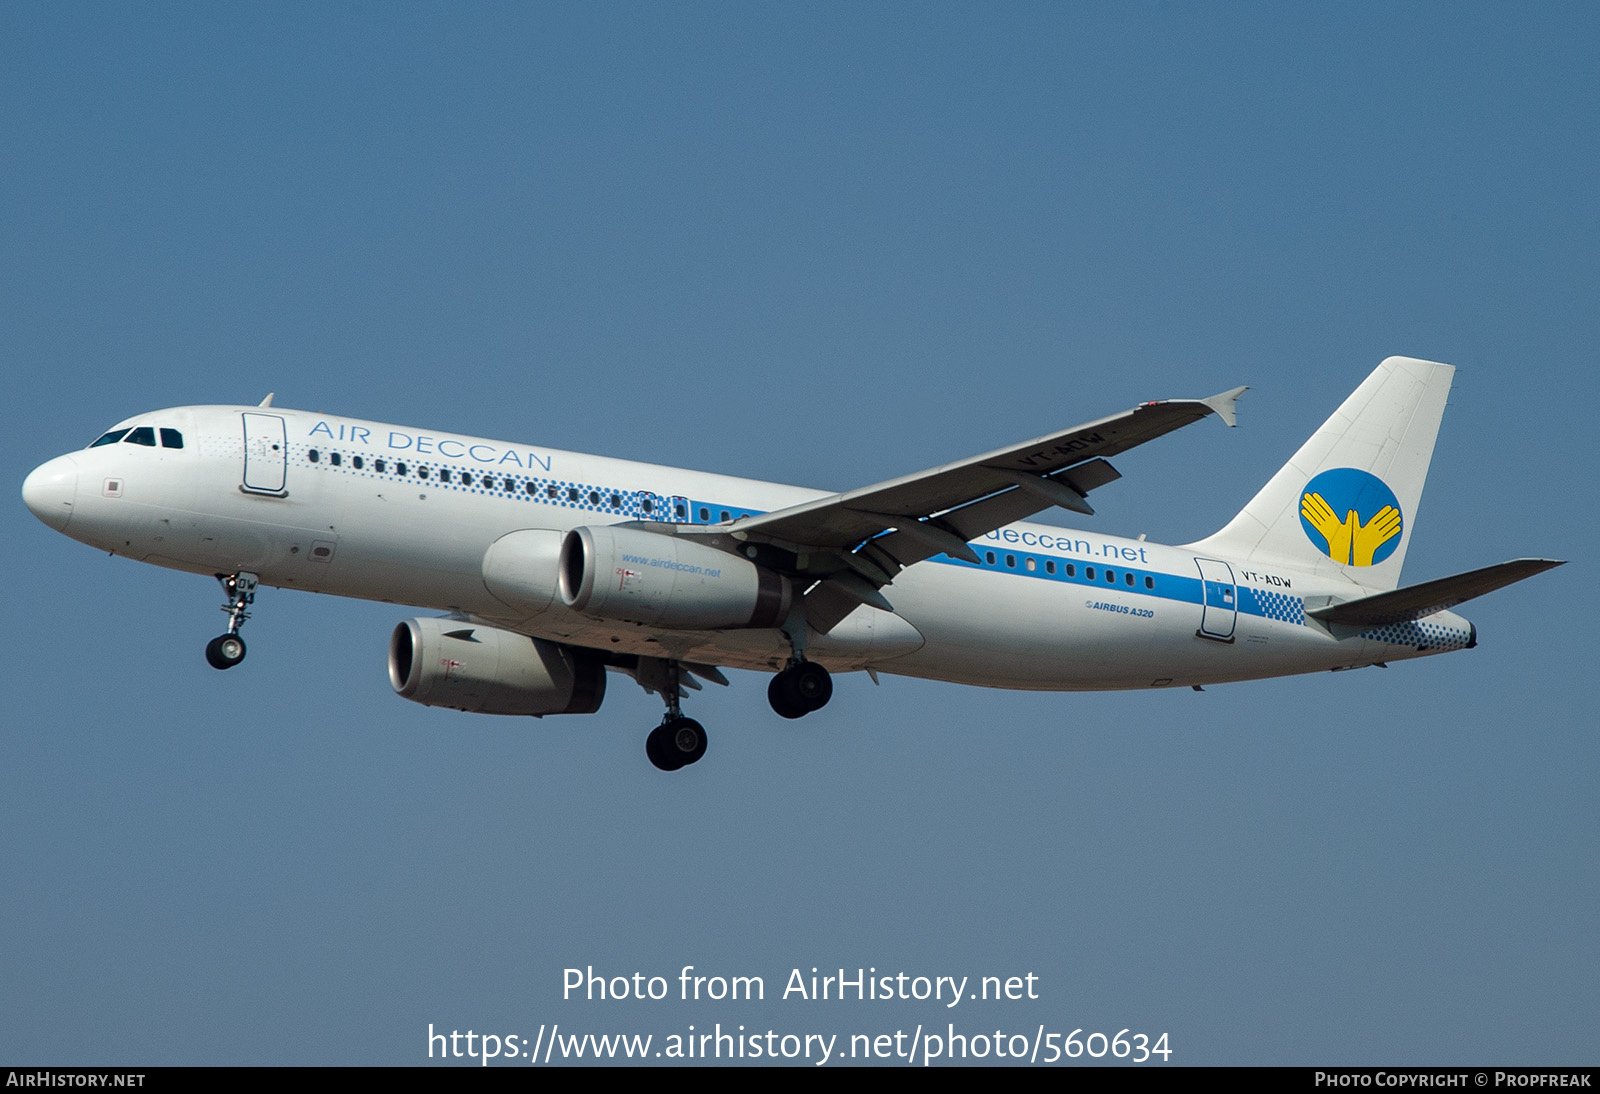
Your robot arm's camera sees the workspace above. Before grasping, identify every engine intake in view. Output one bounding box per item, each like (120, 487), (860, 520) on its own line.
(389, 617), (605, 715)
(559, 524), (792, 629)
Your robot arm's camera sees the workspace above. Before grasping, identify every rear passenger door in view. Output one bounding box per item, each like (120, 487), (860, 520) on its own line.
(1194, 557), (1238, 642)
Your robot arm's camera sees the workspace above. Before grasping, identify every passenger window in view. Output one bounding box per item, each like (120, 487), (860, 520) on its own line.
(1005, 554), (1016, 568)
(308, 450), (320, 463)
(90, 429), (130, 448)
(1046, 560), (1056, 574)
(396, 462), (408, 476)
(1125, 572), (1134, 586)
(1066, 564), (1076, 577)
(353, 456), (364, 470)
(641, 497), (654, 513)
(374, 459), (386, 473)
(1086, 567), (1095, 580)
(985, 551), (996, 565)
(699, 507), (709, 521)
(124, 427), (156, 446)
(1026, 558), (1036, 572)
(438, 468), (450, 483)
(720, 510), (731, 522)
(460, 472), (472, 486)
(675, 503), (686, 518)
(330, 452), (341, 466)
(567, 488), (579, 502)
(159, 428), (183, 449)
(609, 493), (621, 508)
(546, 485), (558, 498)
(504, 478), (515, 492)
(525, 482), (538, 495)
(1144, 576), (1154, 589)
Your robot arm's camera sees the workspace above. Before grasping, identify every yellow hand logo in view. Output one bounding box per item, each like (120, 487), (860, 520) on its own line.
(1300, 491), (1355, 563)
(1351, 505), (1401, 566)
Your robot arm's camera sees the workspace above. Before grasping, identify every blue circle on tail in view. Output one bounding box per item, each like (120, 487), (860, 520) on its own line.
(1298, 468), (1403, 567)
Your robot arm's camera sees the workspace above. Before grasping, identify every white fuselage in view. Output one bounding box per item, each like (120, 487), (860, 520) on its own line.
(23, 404), (1475, 692)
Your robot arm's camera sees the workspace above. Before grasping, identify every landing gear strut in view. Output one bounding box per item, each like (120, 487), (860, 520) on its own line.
(641, 659), (708, 772)
(205, 572), (258, 670)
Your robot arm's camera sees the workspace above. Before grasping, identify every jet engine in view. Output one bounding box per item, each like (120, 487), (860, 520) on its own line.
(559, 524), (792, 628)
(388, 617), (606, 715)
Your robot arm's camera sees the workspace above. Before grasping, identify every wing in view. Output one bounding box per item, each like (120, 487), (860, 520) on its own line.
(680, 385), (1248, 629)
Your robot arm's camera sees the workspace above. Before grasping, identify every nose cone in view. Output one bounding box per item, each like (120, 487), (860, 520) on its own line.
(23, 454), (79, 532)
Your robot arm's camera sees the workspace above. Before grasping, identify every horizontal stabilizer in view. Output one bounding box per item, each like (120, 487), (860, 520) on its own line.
(1306, 558), (1565, 627)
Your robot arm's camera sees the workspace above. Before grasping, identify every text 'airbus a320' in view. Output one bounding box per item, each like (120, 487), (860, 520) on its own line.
(23, 356), (1560, 770)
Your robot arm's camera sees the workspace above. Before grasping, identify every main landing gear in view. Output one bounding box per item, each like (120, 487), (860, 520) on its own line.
(646, 716), (707, 772)
(205, 571), (258, 670)
(767, 603), (833, 719)
(641, 659), (709, 772)
(632, 631), (828, 769)
(767, 660), (833, 720)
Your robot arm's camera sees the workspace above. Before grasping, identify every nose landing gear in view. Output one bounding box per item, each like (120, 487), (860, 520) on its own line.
(205, 572), (258, 670)
(205, 632), (247, 670)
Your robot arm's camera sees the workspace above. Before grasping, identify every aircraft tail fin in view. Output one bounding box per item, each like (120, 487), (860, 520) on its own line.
(1186, 356), (1455, 592)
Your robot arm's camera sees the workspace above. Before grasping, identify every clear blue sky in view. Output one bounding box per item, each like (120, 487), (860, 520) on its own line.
(4, 2), (1594, 1065)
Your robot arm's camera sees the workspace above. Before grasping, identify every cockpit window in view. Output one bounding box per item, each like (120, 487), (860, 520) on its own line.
(124, 427), (157, 446)
(90, 429), (130, 448)
(160, 428), (183, 449)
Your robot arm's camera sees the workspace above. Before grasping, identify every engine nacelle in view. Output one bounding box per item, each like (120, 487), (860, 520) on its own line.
(559, 524), (792, 629)
(389, 617), (606, 715)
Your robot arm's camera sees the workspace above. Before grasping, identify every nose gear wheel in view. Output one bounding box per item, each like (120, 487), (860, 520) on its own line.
(205, 572), (258, 670)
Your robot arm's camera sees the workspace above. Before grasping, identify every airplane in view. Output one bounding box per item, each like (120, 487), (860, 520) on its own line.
(21, 356), (1562, 771)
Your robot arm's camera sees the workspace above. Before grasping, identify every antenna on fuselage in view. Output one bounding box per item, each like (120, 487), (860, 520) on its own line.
(258, 393), (275, 407)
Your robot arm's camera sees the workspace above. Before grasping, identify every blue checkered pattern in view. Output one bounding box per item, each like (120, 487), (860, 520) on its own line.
(1361, 619), (1473, 650)
(1240, 587), (1305, 625)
